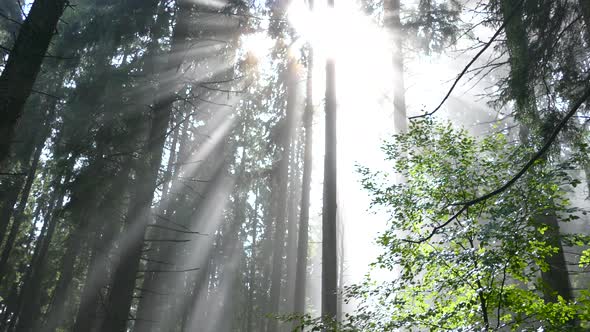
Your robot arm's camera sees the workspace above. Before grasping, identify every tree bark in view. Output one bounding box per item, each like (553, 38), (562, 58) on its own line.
(500, 0), (573, 306)
(13, 169), (71, 332)
(0, 106), (51, 283)
(71, 163), (132, 332)
(0, 0), (22, 49)
(579, 0), (590, 44)
(0, 0), (68, 165)
(100, 3), (193, 330)
(322, 3), (338, 323)
(267, 58), (297, 332)
(294, 45), (314, 316)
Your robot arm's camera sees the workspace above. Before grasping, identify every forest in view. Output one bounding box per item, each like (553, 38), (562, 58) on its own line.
(1, 0), (590, 331)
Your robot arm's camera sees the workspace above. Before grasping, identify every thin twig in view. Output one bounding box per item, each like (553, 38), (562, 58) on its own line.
(138, 267), (200, 273)
(147, 223), (207, 235)
(409, 0), (525, 120)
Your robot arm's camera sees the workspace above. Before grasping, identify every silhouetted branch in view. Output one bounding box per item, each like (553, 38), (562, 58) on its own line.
(135, 287), (171, 296)
(31, 88), (62, 100)
(147, 223), (207, 235)
(409, 0), (525, 120)
(143, 238), (191, 243)
(153, 214), (191, 231)
(0, 172), (27, 176)
(140, 257), (174, 265)
(138, 267), (200, 273)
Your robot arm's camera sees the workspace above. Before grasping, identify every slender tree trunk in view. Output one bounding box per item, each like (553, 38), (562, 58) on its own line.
(580, 0), (590, 44)
(267, 58), (297, 332)
(0, 109), (51, 283)
(13, 169), (71, 332)
(0, 124), (40, 248)
(2, 167), (62, 330)
(284, 135), (301, 322)
(0, 0), (68, 165)
(322, 45), (339, 327)
(336, 218), (344, 322)
(133, 124), (179, 332)
(246, 187), (260, 332)
(71, 163), (132, 332)
(322, 0), (338, 323)
(294, 44), (314, 316)
(99, 94), (173, 332)
(0, 182), (22, 250)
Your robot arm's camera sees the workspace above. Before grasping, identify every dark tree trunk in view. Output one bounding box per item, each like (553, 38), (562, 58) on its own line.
(0, 0), (22, 49)
(0, 119), (41, 249)
(99, 94), (173, 332)
(43, 170), (102, 332)
(0, 108), (52, 283)
(13, 169), (71, 332)
(71, 163), (132, 332)
(267, 58), (297, 332)
(0, 181), (22, 251)
(322, 3), (338, 323)
(540, 214), (573, 303)
(100, 1), (193, 326)
(580, 0), (590, 44)
(500, 0), (573, 307)
(0, 0), (68, 165)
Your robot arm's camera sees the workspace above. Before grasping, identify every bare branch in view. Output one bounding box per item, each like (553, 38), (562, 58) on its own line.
(138, 267), (200, 273)
(409, 0), (525, 120)
(147, 223), (207, 235)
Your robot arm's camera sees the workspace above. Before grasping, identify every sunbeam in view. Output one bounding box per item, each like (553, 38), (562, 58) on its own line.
(2, 0), (590, 331)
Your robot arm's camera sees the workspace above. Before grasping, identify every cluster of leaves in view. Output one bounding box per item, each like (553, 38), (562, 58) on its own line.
(324, 120), (586, 331)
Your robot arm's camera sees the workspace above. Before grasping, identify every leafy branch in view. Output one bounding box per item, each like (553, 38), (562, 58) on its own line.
(405, 84), (590, 243)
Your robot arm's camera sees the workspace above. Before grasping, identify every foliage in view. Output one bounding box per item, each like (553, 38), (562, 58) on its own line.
(339, 120), (587, 331)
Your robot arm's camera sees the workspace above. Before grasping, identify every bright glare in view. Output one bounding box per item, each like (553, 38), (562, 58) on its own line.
(288, 0), (397, 289)
(287, 0), (393, 112)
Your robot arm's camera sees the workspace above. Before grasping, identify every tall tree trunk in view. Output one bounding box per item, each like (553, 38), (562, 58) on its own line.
(284, 134), (301, 322)
(13, 169), (71, 332)
(580, 0), (590, 44)
(100, 3), (192, 330)
(0, 118), (41, 249)
(246, 187), (260, 332)
(294, 45), (314, 316)
(133, 123), (179, 332)
(99, 98), (172, 332)
(385, 0), (407, 133)
(0, 0), (68, 165)
(0, 105), (52, 283)
(1, 166), (62, 330)
(336, 218), (344, 322)
(71, 163), (132, 332)
(267, 58), (297, 332)
(322, 1), (338, 323)
(500, 0), (573, 305)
